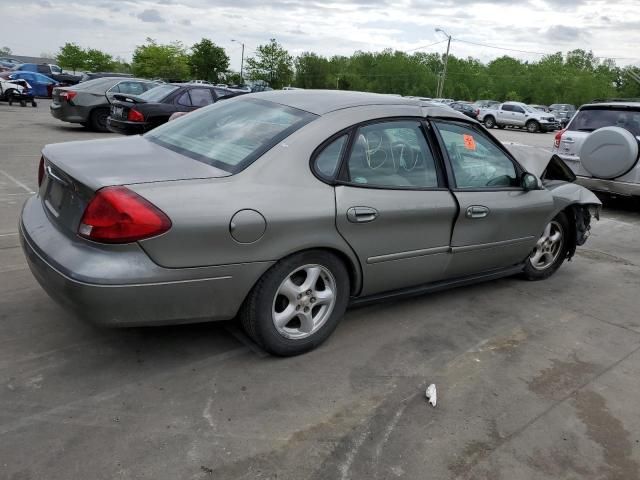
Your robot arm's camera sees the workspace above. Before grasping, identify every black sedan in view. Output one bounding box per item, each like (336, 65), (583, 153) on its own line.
(449, 102), (478, 119)
(107, 83), (237, 135)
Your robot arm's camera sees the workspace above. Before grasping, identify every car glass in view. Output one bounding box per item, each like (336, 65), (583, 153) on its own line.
(512, 106), (525, 113)
(145, 97), (316, 173)
(569, 108), (640, 136)
(37, 65), (48, 74)
(315, 135), (347, 178)
(435, 122), (518, 188)
(138, 84), (179, 102)
(117, 81), (146, 96)
(50, 65), (62, 74)
(189, 88), (214, 107)
(177, 91), (192, 107)
(502, 104), (513, 112)
(346, 121), (439, 188)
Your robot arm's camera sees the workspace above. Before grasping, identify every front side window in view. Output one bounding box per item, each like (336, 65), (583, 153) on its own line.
(512, 106), (525, 114)
(346, 121), (439, 188)
(146, 97), (316, 173)
(435, 122), (518, 188)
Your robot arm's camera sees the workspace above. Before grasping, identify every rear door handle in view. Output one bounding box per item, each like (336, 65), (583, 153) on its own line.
(347, 206), (378, 223)
(466, 205), (489, 219)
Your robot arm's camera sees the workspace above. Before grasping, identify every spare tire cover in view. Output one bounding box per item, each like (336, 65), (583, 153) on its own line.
(580, 126), (639, 179)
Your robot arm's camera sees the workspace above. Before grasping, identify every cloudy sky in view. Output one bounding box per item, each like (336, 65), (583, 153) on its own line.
(3, 0), (639, 70)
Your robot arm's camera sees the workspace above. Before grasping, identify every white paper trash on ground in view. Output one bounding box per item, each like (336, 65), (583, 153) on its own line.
(426, 384), (437, 407)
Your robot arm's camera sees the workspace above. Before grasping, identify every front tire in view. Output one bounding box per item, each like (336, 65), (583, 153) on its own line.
(526, 120), (540, 133)
(484, 116), (496, 129)
(240, 250), (350, 356)
(522, 212), (570, 281)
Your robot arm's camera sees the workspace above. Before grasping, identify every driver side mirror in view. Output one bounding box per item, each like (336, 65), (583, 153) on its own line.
(522, 173), (539, 191)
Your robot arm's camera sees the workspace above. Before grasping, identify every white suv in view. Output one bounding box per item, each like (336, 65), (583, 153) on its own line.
(552, 102), (640, 197)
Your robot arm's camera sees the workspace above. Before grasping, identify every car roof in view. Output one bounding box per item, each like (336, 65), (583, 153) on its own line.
(250, 89), (468, 119)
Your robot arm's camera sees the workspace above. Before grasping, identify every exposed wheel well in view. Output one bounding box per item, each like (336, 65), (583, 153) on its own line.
(562, 204), (594, 261)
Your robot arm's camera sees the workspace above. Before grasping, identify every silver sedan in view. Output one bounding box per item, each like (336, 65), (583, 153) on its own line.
(20, 90), (601, 356)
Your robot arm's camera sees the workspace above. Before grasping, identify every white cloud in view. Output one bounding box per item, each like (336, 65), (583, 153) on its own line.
(2, 0), (639, 69)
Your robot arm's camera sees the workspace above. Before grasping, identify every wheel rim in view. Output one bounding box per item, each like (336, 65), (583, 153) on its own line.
(529, 220), (564, 270)
(98, 112), (108, 128)
(485, 118), (494, 128)
(271, 264), (337, 340)
(527, 122), (537, 132)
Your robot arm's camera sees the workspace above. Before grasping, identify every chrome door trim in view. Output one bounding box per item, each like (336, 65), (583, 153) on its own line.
(451, 236), (535, 253)
(367, 245), (450, 264)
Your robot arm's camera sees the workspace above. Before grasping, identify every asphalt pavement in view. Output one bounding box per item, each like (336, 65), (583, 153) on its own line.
(1, 101), (639, 480)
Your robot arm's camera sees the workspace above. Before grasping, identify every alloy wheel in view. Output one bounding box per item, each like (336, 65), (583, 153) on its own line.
(529, 220), (564, 270)
(271, 264), (337, 339)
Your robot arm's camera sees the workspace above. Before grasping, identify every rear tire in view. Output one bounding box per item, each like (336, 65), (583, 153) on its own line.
(522, 212), (570, 281)
(240, 250), (350, 356)
(484, 116), (496, 129)
(89, 108), (109, 132)
(526, 120), (540, 133)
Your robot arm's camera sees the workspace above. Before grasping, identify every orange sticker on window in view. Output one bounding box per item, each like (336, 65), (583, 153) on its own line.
(463, 134), (476, 151)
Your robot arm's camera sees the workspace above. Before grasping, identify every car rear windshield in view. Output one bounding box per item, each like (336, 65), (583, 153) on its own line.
(145, 97), (317, 173)
(568, 107), (640, 136)
(139, 84), (179, 102)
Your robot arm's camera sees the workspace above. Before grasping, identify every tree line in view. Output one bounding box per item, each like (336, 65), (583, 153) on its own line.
(55, 38), (640, 105)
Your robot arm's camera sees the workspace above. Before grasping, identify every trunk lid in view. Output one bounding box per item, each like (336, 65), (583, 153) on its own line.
(40, 136), (230, 233)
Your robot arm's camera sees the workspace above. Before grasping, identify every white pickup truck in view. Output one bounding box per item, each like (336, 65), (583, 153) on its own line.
(478, 101), (561, 133)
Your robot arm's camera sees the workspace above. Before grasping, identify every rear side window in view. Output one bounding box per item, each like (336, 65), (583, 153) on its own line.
(345, 120), (439, 188)
(177, 91), (192, 106)
(568, 108), (640, 136)
(118, 81), (146, 96)
(146, 97), (317, 173)
(502, 104), (513, 112)
(189, 88), (214, 107)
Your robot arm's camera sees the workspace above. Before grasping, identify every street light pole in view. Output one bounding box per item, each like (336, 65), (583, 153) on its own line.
(231, 39), (245, 81)
(435, 28), (451, 98)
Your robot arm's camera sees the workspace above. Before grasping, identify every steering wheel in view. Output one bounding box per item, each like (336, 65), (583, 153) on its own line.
(392, 141), (423, 171)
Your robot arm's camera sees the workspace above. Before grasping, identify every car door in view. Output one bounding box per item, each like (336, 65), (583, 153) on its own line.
(511, 105), (527, 126)
(433, 120), (554, 277)
(331, 119), (458, 296)
(497, 104), (511, 124)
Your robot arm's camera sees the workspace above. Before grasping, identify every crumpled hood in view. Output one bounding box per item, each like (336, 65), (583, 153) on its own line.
(502, 142), (553, 178)
(42, 135), (230, 191)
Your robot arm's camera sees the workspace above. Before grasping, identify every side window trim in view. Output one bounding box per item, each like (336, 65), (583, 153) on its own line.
(430, 119), (525, 191)
(310, 128), (354, 184)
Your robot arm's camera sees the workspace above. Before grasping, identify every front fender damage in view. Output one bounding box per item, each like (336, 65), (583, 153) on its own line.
(544, 180), (601, 260)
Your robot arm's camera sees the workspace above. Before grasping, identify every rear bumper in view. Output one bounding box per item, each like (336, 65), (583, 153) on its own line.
(50, 102), (88, 123)
(576, 176), (640, 197)
(20, 196), (273, 327)
(107, 117), (148, 135)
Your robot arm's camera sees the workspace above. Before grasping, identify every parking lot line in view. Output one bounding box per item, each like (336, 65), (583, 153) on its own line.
(0, 169), (35, 194)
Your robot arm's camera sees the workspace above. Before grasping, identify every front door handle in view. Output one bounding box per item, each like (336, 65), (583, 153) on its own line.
(347, 206), (378, 223)
(466, 205), (489, 219)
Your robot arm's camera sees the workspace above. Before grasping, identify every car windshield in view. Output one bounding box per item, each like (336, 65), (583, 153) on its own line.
(139, 84), (179, 102)
(523, 105), (538, 113)
(50, 65), (62, 74)
(568, 107), (640, 136)
(145, 97), (317, 173)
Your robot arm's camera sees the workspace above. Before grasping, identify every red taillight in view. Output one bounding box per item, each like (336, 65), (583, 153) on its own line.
(554, 128), (566, 148)
(38, 157), (44, 187)
(78, 186), (171, 243)
(60, 90), (77, 102)
(127, 109), (145, 122)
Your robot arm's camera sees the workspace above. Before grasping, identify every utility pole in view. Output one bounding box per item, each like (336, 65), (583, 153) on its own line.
(435, 28), (451, 98)
(231, 39), (245, 81)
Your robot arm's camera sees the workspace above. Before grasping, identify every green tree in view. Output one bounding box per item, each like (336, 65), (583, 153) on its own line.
(295, 52), (330, 89)
(131, 38), (190, 81)
(0, 46), (11, 56)
(84, 49), (115, 72)
(189, 38), (229, 82)
(57, 43), (86, 73)
(246, 39), (294, 89)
